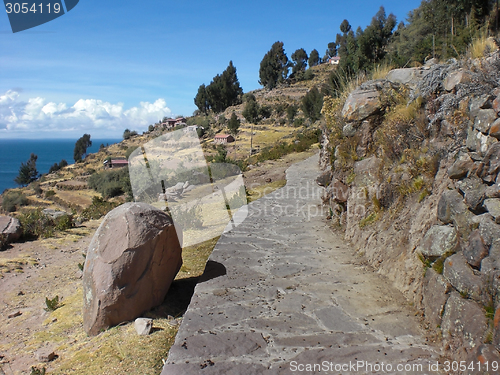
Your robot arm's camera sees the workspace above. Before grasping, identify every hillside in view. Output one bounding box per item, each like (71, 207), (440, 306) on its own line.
(0, 64), (330, 375)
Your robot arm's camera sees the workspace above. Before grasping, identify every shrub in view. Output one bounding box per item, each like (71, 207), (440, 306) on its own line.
(2, 191), (29, 212)
(18, 209), (55, 239)
(44, 295), (60, 311)
(45, 190), (56, 198)
(31, 182), (43, 196)
(81, 196), (119, 220)
(0, 234), (7, 250)
(88, 168), (131, 199)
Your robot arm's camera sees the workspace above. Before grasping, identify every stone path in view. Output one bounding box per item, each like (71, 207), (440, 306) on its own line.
(161, 154), (443, 375)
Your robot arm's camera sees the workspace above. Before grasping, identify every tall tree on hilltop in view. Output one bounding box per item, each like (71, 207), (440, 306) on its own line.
(14, 153), (39, 186)
(202, 61), (243, 113)
(242, 94), (260, 124)
(308, 49), (321, 67)
(194, 84), (209, 114)
(74, 134), (92, 162)
(259, 41), (290, 89)
(291, 48), (308, 78)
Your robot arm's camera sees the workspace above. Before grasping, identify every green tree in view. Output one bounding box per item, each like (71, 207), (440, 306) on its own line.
(148, 124), (155, 132)
(286, 104), (298, 124)
(228, 112), (240, 136)
(74, 134), (92, 162)
(259, 41), (290, 89)
(205, 61), (243, 113)
(308, 49), (320, 67)
(123, 129), (138, 140)
(242, 94), (260, 124)
(14, 153), (39, 186)
(301, 87), (323, 123)
(291, 48), (308, 78)
(194, 84), (209, 114)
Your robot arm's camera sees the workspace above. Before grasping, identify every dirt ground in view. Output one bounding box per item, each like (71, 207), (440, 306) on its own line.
(0, 150), (318, 375)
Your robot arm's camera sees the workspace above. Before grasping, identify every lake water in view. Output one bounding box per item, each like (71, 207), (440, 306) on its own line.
(0, 138), (121, 193)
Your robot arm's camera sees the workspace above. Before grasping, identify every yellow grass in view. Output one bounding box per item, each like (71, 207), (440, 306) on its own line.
(468, 35), (499, 59)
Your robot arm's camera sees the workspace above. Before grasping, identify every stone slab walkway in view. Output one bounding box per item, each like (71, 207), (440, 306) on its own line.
(161, 154), (443, 375)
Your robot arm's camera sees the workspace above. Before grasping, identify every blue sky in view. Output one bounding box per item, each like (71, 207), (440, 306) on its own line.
(0, 0), (422, 139)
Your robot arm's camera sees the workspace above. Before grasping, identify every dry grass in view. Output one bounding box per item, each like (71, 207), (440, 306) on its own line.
(371, 63), (393, 80)
(468, 35), (499, 59)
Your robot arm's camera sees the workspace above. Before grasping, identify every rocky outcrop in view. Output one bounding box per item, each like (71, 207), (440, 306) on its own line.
(83, 202), (182, 336)
(0, 215), (22, 244)
(320, 51), (500, 361)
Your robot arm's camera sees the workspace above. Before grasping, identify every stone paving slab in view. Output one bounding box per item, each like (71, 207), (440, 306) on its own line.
(161, 154), (443, 375)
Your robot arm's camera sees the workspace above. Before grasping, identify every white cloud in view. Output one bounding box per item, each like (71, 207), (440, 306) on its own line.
(0, 90), (172, 137)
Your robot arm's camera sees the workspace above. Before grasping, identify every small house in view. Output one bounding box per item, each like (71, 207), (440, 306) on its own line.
(104, 159), (129, 169)
(328, 56), (340, 65)
(214, 134), (235, 144)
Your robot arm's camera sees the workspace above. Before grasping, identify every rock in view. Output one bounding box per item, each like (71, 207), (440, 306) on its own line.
(422, 268), (451, 328)
(493, 95), (500, 115)
(479, 142), (500, 182)
(444, 69), (472, 91)
(134, 318), (153, 335)
(418, 225), (459, 259)
(376, 182), (395, 209)
(341, 81), (382, 122)
(0, 215), (22, 243)
(329, 179), (349, 203)
(478, 132), (498, 156)
(489, 118), (500, 139)
(463, 230), (489, 268)
(437, 189), (472, 236)
(441, 291), (488, 358)
(83, 202), (182, 336)
(447, 153), (474, 179)
(486, 184), (500, 198)
(467, 127), (479, 151)
(42, 208), (69, 221)
(35, 348), (56, 362)
(456, 177), (486, 211)
(479, 215), (500, 247)
(342, 123), (357, 137)
(386, 67), (429, 88)
(484, 198), (500, 223)
(469, 94), (494, 120)
(182, 181), (189, 189)
(466, 345), (500, 375)
(315, 171), (332, 187)
(443, 253), (485, 303)
(353, 156), (381, 186)
(474, 109), (498, 134)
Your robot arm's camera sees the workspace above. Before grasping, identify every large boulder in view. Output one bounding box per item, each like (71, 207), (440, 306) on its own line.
(342, 81), (383, 122)
(479, 142), (500, 183)
(418, 225), (459, 260)
(83, 202), (182, 336)
(443, 253), (485, 304)
(0, 215), (22, 243)
(474, 109), (498, 134)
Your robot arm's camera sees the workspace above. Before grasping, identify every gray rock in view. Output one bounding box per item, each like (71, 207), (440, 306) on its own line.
(42, 208), (69, 220)
(422, 268), (451, 328)
(463, 230), (489, 268)
(353, 156), (381, 186)
(437, 189), (473, 236)
(441, 291), (488, 357)
(466, 345), (500, 375)
(315, 171), (332, 187)
(479, 142), (500, 182)
(479, 132), (498, 156)
(469, 94), (494, 120)
(418, 225), (459, 259)
(484, 198), (500, 223)
(443, 253), (485, 303)
(342, 123), (357, 137)
(486, 184), (500, 198)
(386, 68), (429, 88)
(479, 215), (500, 247)
(0, 215), (22, 243)
(467, 127), (479, 151)
(134, 318), (153, 335)
(456, 177), (486, 211)
(444, 69), (472, 91)
(474, 109), (498, 134)
(493, 95), (500, 114)
(83, 202), (182, 336)
(448, 153), (474, 179)
(341, 81), (382, 122)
